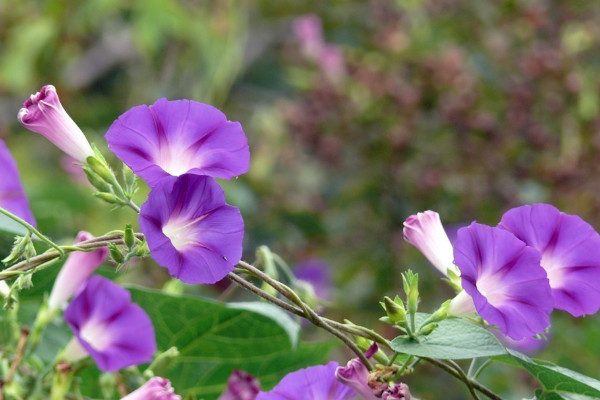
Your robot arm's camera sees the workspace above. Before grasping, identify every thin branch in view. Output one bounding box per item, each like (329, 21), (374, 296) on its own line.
(446, 360), (480, 400)
(6, 326), (29, 384)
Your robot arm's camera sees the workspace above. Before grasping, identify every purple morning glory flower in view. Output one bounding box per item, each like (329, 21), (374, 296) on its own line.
(499, 204), (600, 317)
(294, 259), (331, 300)
(491, 329), (550, 356)
(121, 377), (181, 400)
(139, 174), (244, 284)
(64, 276), (156, 372)
(335, 358), (377, 400)
(47, 231), (108, 311)
(0, 139), (35, 226)
(18, 85), (94, 162)
(105, 98), (250, 187)
(452, 222), (553, 340)
(218, 370), (260, 400)
(256, 362), (356, 400)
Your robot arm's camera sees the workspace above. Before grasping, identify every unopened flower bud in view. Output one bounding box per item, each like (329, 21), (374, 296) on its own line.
(82, 165), (112, 192)
(382, 296), (407, 325)
(108, 243), (125, 263)
(382, 382), (412, 400)
(2, 234), (35, 265)
(18, 85), (93, 162)
(218, 370), (260, 400)
(99, 372), (116, 399)
(124, 224), (135, 250)
(402, 271), (419, 315)
(93, 192), (123, 205)
(121, 377), (181, 400)
(86, 155), (114, 183)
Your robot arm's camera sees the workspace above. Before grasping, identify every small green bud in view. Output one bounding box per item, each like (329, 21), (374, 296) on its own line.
(82, 165), (112, 192)
(99, 372), (116, 399)
(2, 235), (34, 265)
(124, 224), (135, 250)
(135, 240), (150, 257)
(16, 273), (33, 290)
(144, 346), (180, 378)
(429, 300), (450, 323)
(382, 296), (407, 325)
(402, 270), (419, 315)
(418, 323), (438, 336)
(122, 164), (138, 195)
(93, 192), (124, 205)
(107, 243), (125, 263)
(86, 155), (114, 182)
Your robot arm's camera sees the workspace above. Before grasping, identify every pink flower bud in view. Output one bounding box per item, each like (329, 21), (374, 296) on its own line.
(403, 211), (456, 276)
(121, 377), (181, 400)
(382, 383), (412, 400)
(335, 358), (379, 400)
(47, 231), (108, 311)
(293, 14), (325, 60)
(218, 370), (260, 400)
(18, 85), (94, 162)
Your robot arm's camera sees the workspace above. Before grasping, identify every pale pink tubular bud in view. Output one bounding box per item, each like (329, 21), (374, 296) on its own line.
(403, 211), (457, 276)
(218, 370), (260, 400)
(121, 377), (182, 400)
(18, 85), (94, 162)
(335, 359), (379, 400)
(382, 383), (412, 400)
(47, 231), (108, 311)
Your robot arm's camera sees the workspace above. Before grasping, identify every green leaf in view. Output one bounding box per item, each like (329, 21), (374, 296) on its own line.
(118, 288), (335, 399)
(494, 350), (600, 398)
(535, 389), (598, 400)
(390, 313), (506, 359)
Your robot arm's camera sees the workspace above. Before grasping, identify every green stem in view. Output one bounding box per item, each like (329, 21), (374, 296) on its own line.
(446, 360), (480, 400)
(473, 359), (493, 380)
(0, 207), (64, 257)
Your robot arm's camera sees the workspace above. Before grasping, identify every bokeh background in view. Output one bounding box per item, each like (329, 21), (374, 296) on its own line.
(2, 0), (600, 398)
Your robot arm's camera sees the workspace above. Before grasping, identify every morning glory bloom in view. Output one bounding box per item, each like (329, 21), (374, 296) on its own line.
(403, 211), (457, 276)
(256, 362), (356, 400)
(335, 358), (377, 400)
(47, 231), (108, 311)
(139, 174), (244, 284)
(121, 377), (181, 400)
(499, 204), (600, 317)
(105, 98), (250, 187)
(0, 139), (36, 225)
(218, 370), (260, 400)
(64, 276), (156, 371)
(18, 85), (94, 162)
(451, 222), (553, 340)
(491, 329), (550, 356)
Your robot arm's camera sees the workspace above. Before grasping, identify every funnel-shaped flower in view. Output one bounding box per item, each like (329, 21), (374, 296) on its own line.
(139, 174), (244, 284)
(491, 329), (550, 356)
(335, 358), (377, 400)
(257, 362), (356, 400)
(218, 370), (260, 400)
(453, 222), (553, 340)
(121, 377), (181, 400)
(18, 85), (93, 162)
(47, 231), (108, 311)
(403, 211), (456, 276)
(105, 98), (250, 187)
(0, 139), (35, 226)
(64, 276), (156, 371)
(500, 204), (600, 317)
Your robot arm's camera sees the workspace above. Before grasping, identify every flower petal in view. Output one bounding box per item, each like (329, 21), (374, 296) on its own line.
(0, 139), (36, 226)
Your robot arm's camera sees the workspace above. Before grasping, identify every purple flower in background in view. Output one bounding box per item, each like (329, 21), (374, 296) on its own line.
(61, 156), (88, 184)
(294, 259), (331, 300)
(491, 329), (550, 356)
(403, 211), (457, 276)
(47, 231), (108, 311)
(500, 204), (600, 317)
(292, 14), (324, 60)
(105, 98), (250, 187)
(452, 222), (553, 340)
(139, 174), (244, 284)
(0, 139), (35, 225)
(257, 362), (356, 400)
(218, 370), (260, 400)
(319, 44), (346, 82)
(121, 377), (181, 400)
(18, 85), (93, 162)
(64, 276), (156, 371)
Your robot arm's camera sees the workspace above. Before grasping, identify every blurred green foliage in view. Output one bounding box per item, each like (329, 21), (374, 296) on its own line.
(2, 0), (600, 398)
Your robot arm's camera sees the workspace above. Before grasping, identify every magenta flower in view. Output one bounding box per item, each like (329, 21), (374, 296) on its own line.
(105, 98), (250, 187)
(64, 276), (156, 371)
(121, 377), (181, 400)
(292, 14), (325, 60)
(452, 223), (553, 340)
(335, 358), (377, 400)
(491, 329), (550, 356)
(139, 174), (244, 284)
(0, 139), (35, 225)
(499, 204), (600, 317)
(256, 362), (356, 400)
(18, 85), (93, 162)
(47, 231), (108, 311)
(218, 370), (260, 400)
(403, 211), (457, 276)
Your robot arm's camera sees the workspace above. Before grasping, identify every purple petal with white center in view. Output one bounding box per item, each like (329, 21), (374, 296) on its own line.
(48, 231), (108, 311)
(121, 377), (181, 400)
(139, 174), (244, 284)
(18, 85), (93, 162)
(0, 139), (36, 226)
(218, 370), (260, 400)
(64, 276), (156, 372)
(105, 98), (250, 187)
(454, 222), (553, 340)
(499, 203), (600, 317)
(257, 362), (356, 400)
